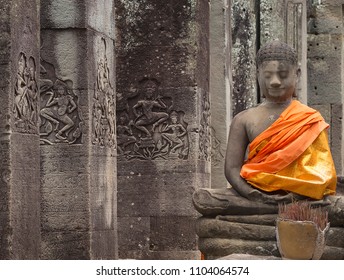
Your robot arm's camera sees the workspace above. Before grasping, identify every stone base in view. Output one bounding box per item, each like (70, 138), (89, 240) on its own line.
(196, 217), (344, 260)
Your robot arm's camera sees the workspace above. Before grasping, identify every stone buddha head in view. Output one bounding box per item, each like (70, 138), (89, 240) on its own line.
(256, 40), (300, 102)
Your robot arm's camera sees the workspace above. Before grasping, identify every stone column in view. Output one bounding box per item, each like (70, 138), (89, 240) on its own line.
(231, 0), (257, 115)
(209, 0), (231, 188)
(260, 0), (285, 45)
(40, 0), (117, 259)
(115, 0), (210, 259)
(0, 0), (41, 259)
(307, 0), (344, 175)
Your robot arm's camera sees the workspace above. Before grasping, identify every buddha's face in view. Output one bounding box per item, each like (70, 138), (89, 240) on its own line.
(257, 60), (300, 102)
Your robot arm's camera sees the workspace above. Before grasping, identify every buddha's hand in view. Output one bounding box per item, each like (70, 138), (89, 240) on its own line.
(247, 189), (293, 205)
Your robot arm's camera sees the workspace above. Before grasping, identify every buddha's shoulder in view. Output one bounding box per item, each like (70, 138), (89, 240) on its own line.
(233, 105), (263, 122)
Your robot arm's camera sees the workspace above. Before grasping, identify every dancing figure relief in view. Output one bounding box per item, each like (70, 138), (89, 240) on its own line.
(39, 59), (83, 145)
(40, 82), (77, 141)
(92, 45), (116, 149)
(116, 78), (190, 160)
(13, 53), (38, 133)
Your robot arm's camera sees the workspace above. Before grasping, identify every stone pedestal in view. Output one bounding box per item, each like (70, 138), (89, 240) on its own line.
(195, 184), (344, 260)
(0, 0), (41, 259)
(197, 209), (344, 260)
(115, 0), (210, 259)
(40, 1), (117, 259)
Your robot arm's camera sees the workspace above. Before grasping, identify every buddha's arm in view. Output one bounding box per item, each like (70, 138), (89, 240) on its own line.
(224, 114), (253, 198)
(224, 113), (294, 205)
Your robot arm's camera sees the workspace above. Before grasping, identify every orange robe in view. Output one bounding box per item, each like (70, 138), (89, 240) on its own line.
(240, 100), (337, 200)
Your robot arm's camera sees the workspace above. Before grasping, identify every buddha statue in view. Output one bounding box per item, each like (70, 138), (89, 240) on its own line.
(193, 40), (344, 259)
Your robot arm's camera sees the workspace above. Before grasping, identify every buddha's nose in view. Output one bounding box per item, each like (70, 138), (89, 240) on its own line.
(270, 75), (281, 87)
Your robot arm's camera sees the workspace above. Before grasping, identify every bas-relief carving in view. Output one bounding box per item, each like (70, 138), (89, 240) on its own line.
(13, 53), (38, 134)
(210, 126), (225, 166)
(116, 78), (189, 160)
(92, 40), (116, 149)
(198, 90), (211, 161)
(39, 59), (83, 145)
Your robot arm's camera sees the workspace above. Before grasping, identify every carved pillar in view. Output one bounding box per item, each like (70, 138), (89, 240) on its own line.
(0, 0), (41, 259)
(40, 1), (117, 259)
(115, 0), (210, 259)
(307, 0), (344, 175)
(209, 0), (231, 188)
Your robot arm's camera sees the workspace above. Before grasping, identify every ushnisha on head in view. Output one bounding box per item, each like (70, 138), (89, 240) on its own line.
(256, 40), (298, 68)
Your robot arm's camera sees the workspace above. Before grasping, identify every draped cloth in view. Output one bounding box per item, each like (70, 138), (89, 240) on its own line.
(240, 100), (337, 200)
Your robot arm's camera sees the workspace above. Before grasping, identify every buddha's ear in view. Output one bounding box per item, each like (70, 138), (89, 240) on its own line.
(293, 68), (301, 98)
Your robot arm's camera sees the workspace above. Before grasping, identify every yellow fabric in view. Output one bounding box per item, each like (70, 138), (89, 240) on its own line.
(240, 101), (337, 200)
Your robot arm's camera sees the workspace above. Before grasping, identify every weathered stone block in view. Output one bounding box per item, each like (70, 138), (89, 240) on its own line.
(308, 56), (341, 83)
(0, 211), (9, 259)
(327, 227), (344, 248)
(118, 217), (150, 255)
(90, 230), (118, 259)
(260, 0), (285, 44)
(308, 34), (342, 58)
(118, 173), (199, 217)
(307, 81), (342, 105)
(150, 216), (197, 251)
(40, 29), (88, 89)
(115, 0), (198, 49)
(41, 231), (90, 260)
(116, 46), (198, 89)
(196, 218), (275, 240)
(317, 0), (344, 5)
(41, 179), (89, 213)
(322, 246), (344, 260)
(41, 211), (89, 232)
(308, 3), (343, 34)
(40, 146), (89, 173)
(86, 0), (115, 39)
(41, 0), (86, 29)
(307, 48), (342, 104)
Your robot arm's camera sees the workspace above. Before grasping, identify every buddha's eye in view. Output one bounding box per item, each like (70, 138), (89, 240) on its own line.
(279, 71), (288, 78)
(263, 72), (272, 79)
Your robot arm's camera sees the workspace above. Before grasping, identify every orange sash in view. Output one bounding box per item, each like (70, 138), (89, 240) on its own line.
(240, 100), (336, 199)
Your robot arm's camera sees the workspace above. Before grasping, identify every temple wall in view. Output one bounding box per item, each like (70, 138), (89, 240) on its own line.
(115, 0), (210, 259)
(0, 0), (41, 259)
(307, 0), (344, 175)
